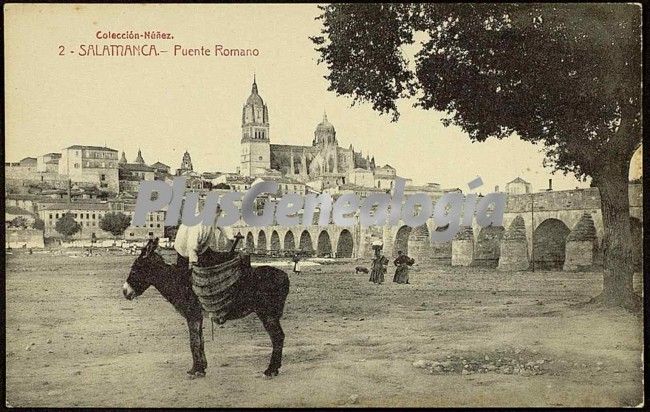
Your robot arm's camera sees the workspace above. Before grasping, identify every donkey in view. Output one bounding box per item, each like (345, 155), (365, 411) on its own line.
(122, 238), (290, 378)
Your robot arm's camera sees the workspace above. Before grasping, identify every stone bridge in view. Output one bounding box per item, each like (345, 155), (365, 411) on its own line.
(223, 184), (642, 271)
(220, 224), (358, 258)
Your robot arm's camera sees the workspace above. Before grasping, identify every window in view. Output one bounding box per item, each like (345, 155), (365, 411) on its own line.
(156, 224), (160, 228)
(74, 163), (79, 168)
(130, 233), (134, 237)
(49, 214), (53, 220)
(92, 214), (95, 219)
(56, 213), (60, 219)
(101, 174), (106, 181)
(86, 213), (89, 219)
(258, 156), (263, 161)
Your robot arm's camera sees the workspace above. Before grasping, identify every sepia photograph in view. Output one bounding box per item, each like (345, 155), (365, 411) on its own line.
(4, 3), (645, 407)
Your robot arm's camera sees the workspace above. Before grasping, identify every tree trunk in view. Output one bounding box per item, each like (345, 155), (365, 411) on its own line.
(592, 160), (640, 310)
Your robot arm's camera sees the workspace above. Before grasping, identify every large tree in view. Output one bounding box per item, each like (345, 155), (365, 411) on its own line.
(99, 212), (132, 240)
(312, 3), (642, 309)
(55, 213), (81, 241)
(31, 217), (45, 231)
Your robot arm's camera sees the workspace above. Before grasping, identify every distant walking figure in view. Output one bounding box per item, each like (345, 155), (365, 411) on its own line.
(393, 251), (415, 284)
(292, 253), (301, 274)
(369, 242), (389, 284)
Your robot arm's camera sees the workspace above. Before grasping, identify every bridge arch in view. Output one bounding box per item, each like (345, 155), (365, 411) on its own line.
(245, 231), (255, 253)
(299, 230), (314, 256)
(270, 230), (281, 253)
(284, 230), (296, 252)
(317, 230), (333, 257)
(533, 218), (570, 270)
(336, 229), (354, 258)
(258, 230), (267, 253)
(394, 225), (411, 256)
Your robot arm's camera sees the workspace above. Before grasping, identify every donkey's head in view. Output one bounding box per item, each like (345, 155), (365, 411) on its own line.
(122, 238), (165, 300)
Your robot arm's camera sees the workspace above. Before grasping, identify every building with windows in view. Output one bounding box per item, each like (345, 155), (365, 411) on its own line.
(505, 177), (532, 195)
(58, 145), (119, 193)
(37, 200), (164, 240)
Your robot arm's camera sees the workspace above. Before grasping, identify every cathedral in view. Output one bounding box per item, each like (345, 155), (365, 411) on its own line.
(239, 77), (377, 186)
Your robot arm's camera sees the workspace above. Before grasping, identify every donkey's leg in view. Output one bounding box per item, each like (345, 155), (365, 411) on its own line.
(197, 318), (208, 372)
(258, 314), (285, 377)
(186, 318), (206, 377)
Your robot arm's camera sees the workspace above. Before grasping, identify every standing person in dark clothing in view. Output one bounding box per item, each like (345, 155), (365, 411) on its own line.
(292, 253), (302, 274)
(393, 250), (415, 284)
(369, 243), (389, 284)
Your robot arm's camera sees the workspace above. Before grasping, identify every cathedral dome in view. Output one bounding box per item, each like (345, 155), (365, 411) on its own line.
(313, 112), (336, 146)
(316, 113), (335, 134)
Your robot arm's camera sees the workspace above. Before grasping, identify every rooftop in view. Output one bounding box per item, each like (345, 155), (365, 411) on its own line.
(65, 145), (118, 152)
(38, 202), (111, 211)
(119, 163), (155, 172)
(151, 161), (170, 169)
(508, 177), (530, 184)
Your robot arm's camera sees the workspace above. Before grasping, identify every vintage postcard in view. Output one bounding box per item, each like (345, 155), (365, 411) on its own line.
(4, 3), (644, 407)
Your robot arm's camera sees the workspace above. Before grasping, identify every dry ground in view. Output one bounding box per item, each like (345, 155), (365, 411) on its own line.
(5, 250), (644, 407)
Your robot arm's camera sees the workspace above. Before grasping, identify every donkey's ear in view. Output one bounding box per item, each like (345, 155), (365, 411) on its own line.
(142, 238), (155, 257)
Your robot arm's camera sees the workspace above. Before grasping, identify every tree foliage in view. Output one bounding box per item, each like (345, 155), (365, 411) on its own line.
(311, 3), (641, 180)
(9, 216), (29, 228)
(55, 213), (81, 239)
(31, 217), (45, 231)
(99, 212), (132, 238)
(312, 4), (642, 308)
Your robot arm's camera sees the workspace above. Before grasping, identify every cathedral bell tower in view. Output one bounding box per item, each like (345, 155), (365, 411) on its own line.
(240, 75), (270, 176)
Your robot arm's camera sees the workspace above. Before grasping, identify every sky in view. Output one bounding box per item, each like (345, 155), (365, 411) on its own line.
(5, 4), (642, 193)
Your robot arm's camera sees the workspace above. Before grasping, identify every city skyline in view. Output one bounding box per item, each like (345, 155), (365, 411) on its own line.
(5, 4), (642, 193)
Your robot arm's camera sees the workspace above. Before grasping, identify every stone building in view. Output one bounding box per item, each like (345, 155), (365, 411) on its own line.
(118, 150), (155, 193)
(505, 177), (532, 194)
(37, 199), (164, 241)
(5, 158), (39, 192)
(238, 77), (382, 188)
(151, 161), (171, 174)
(37, 153), (62, 173)
(58, 145), (119, 193)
